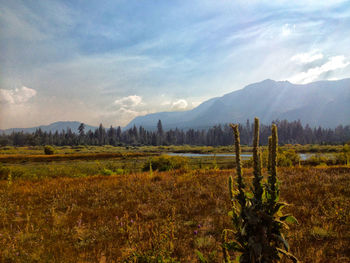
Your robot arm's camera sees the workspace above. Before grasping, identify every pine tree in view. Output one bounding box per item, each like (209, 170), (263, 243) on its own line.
(157, 120), (164, 145)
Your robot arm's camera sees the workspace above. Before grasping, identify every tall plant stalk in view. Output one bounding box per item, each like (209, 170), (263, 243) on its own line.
(252, 118), (263, 206)
(230, 124), (246, 211)
(267, 124), (279, 209)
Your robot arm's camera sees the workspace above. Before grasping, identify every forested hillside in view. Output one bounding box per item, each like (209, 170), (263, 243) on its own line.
(1, 120), (349, 146)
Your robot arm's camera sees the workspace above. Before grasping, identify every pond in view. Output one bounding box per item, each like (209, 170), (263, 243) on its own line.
(167, 152), (313, 161)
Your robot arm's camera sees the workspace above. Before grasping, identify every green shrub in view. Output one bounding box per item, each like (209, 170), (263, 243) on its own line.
(44, 145), (55, 155)
(101, 168), (113, 176)
(114, 168), (125, 175)
(278, 149), (300, 167)
(334, 151), (350, 165)
(260, 149), (300, 168)
(143, 155), (188, 172)
(307, 154), (329, 166)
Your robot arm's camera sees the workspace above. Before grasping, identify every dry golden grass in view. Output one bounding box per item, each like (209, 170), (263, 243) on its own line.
(0, 167), (349, 262)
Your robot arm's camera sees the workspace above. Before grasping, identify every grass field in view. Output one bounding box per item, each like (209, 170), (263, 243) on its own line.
(0, 144), (345, 156)
(0, 154), (236, 180)
(1, 144), (348, 181)
(1, 166), (349, 262)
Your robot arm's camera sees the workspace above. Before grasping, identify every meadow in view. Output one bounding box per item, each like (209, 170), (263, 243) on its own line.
(0, 144), (345, 156)
(0, 144), (348, 181)
(0, 167), (349, 262)
(0, 145), (349, 262)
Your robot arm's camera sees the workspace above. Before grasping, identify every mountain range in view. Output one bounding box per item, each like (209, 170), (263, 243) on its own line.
(126, 78), (350, 129)
(0, 121), (97, 135)
(1, 78), (349, 134)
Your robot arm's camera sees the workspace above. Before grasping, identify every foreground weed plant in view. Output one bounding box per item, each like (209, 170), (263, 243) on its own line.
(222, 118), (298, 263)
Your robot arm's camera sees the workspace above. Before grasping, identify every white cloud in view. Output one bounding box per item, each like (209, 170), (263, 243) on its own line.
(0, 86), (37, 104)
(288, 55), (350, 84)
(281, 24), (295, 37)
(171, 99), (188, 110)
(161, 100), (171, 106)
(159, 97), (204, 111)
(114, 95), (142, 107)
(291, 52), (324, 64)
(99, 106), (149, 127)
(109, 95), (147, 126)
(116, 107), (147, 119)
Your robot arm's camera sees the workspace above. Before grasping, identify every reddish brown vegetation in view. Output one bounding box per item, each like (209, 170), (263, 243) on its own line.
(0, 167), (349, 262)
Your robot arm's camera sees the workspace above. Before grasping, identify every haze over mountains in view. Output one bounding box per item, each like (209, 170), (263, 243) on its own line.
(1, 78), (349, 134)
(126, 78), (350, 130)
(0, 122), (97, 135)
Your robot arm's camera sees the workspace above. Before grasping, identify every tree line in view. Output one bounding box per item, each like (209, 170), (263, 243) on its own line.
(1, 119), (349, 147)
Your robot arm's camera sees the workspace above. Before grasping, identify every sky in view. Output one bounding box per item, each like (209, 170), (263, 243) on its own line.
(1, 0), (350, 129)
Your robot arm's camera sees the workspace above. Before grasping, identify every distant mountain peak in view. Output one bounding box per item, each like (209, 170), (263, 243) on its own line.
(51, 121), (81, 124)
(262, 78), (275, 83)
(258, 79), (293, 85)
(126, 78), (350, 129)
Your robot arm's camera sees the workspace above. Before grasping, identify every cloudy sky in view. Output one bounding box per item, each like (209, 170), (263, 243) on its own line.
(1, 0), (350, 129)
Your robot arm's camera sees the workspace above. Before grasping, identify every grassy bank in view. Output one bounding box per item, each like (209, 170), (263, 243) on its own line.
(0, 152), (155, 163)
(0, 144), (346, 156)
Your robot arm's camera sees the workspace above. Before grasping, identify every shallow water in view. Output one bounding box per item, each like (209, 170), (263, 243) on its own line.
(167, 152), (313, 161)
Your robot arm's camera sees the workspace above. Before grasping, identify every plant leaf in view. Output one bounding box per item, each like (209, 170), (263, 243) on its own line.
(224, 241), (244, 252)
(195, 250), (208, 263)
(272, 233), (290, 251)
(246, 192), (254, 198)
(273, 202), (289, 214)
(280, 215), (299, 224)
(276, 248), (299, 263)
